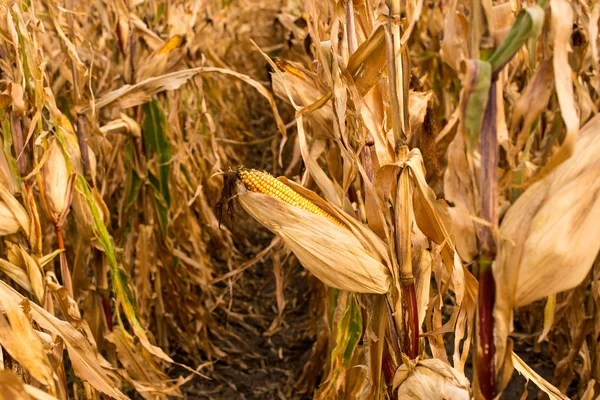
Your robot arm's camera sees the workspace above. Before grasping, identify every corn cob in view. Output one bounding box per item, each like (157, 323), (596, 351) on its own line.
(274, 58), (305, 80)
(237, 168), (345, 227)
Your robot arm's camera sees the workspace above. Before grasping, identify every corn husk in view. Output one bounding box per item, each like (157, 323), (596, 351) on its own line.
(392, 357), (471, 399)
(0, 149), (17, 194)
(6, 243), (45, 305)
(0, 201), (21, 236)
(235, 181), (391, 294)
(0, 184), (30, 237)
(269, 59), (333, 139)
(71, 185), (108, 242)
(40, 139), (70, 223)
(493, 113), (600, 390)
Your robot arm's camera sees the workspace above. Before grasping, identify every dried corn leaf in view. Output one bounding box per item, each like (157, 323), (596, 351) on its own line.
(7, 244), (44, 304)
(511, 59), (554, 154)
(0, 370), (58, 400)
(0, 258), (31, 293)
(0, 149), (17, 194)
(0, 296), (54, 390)
(375, 149), (455, 266)
(0, 200), (22, 236)
(440, 5), (469, 72)
(84, 67), (285, 138)
(512, 352), (568, 400)
(494, 113), (600, 390)
(270, 59), (333, 138)
(105, 327), (186, 398)
(0, 184), (30, 237)
(532, 0), (579, 182)
(0, 280), (128, 400)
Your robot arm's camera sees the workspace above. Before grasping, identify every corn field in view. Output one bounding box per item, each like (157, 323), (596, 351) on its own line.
(0, 0), (599, 399)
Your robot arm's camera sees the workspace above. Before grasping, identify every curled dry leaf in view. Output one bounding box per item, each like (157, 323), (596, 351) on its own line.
(408, 90), (433, 133)
(10, 82), (26, 115)
(0, 258), (31, 294)
(440, 6), (469, 72)
(511, 59), (554, 154)
(233, 179), (391, 294)
(494, 113), (600, 391)
(99, 113), (142, 137)
(83, 67), (286, 138)
(444, 131), (478, 262)
(392, 357), (471, 399)
(0, 149), (16, 194)
(7, 243), (44, 304)
(0, 295), (54, 391)
(0, 184), (30, 237)
(0, 370), (59, 400)
(106, 327), (191, 398)
(0, 200), (22, 236)
(531, 0), (580, 182)
(512, 352), (569, 400)
(375, 148), (455, 266)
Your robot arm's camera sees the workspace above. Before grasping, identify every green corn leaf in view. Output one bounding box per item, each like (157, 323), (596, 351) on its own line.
(148, 171), (169, 237)
(123, 144), (142, 212)
(488, 5), (545, 75)
(75, 174), (175, 362)
(316, 291), (363, 398)
(462, 60), (492, 153)
(343, 295), (363, 364)
(142, 99), (172, 207)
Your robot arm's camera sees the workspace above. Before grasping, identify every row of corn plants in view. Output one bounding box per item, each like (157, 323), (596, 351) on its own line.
(219, 0), (600, 398)
(0, 0), (599, 398)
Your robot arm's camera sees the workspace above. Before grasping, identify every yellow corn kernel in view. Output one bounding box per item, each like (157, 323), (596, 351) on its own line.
(274, 58), (305, 80)
(157, 35), (184, 55)
(238, 168), (345, 227)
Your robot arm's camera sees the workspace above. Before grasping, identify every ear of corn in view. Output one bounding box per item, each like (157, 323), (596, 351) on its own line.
(237, 168), (345, 227)
(235, 185), (391, 294)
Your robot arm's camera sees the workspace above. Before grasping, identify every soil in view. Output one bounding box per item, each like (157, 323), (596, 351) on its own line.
(179, 216), (558, 399)
(180, 217), (315, 400)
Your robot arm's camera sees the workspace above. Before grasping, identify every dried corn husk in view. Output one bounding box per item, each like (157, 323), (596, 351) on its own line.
(40, 139), (70, 223)
(0, 149), (17, 194)
(6, 243), (44, 304)
(392, 357), (471, 399)
(235, 181), (391, 294)
(0, 201), (21, 236)
(0, 184), (30, 237)
(71, 185), (108, 242)
(494, 113), (600, 391)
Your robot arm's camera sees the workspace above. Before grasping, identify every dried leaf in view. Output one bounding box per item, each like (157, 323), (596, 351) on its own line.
(531, 0), (579, 182)
(512, 352), (568, 400)
(0, 296), (54, 390)
(392, 357), (471, 399)
(494, 113), (600, 389)
(0, 280), (128, 400)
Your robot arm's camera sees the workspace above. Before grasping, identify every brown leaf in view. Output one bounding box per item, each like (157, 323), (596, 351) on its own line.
(530, 0), (580, 182)
(494, 113), (600, 390)
(0, 297), (54, 391)
(0, 280), (128, 400)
